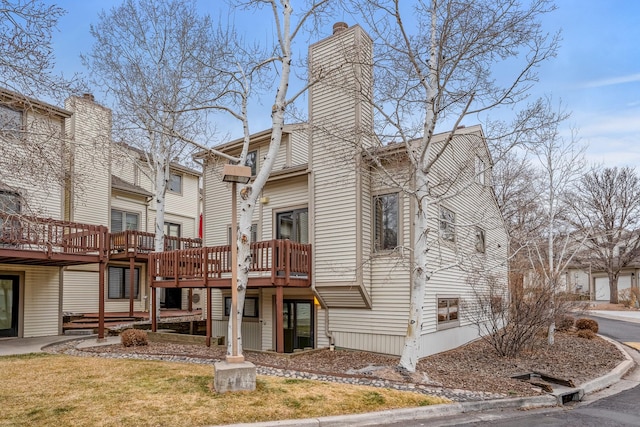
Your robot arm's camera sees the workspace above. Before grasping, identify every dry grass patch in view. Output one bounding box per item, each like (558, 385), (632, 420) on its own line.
(0, 353), (448, 427)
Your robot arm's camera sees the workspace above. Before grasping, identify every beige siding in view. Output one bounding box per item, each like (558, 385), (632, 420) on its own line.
(65, 96), (111, 226)
(310, 25), (373, 285)
(1, 265), (61, 337)
(289, 129), (309, 167)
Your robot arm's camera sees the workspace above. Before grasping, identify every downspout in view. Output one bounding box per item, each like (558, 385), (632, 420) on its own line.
(311, 285), (334, 348)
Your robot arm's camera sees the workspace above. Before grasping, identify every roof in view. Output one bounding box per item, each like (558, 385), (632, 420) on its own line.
(111, 175), (153, 198)
(114, 142), (202, 177)
(193, 123), (307, 159)
(0, 87), (72, 119)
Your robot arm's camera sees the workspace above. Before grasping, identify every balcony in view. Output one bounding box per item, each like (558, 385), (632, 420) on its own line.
(0, 213), (108, 266)
(149, 239), (312, 288)
(110, 230), (202, 260)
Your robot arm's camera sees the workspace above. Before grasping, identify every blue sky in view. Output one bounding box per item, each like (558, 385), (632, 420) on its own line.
(49, 0), (640, 167)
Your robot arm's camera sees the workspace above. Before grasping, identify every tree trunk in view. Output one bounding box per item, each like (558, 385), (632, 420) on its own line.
(609, 273), (619, 304)
(154, 157), (168, 320)
(399, 184), (429, 372)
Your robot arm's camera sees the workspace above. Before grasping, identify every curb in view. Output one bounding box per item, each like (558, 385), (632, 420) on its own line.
(214, 336), (636, 427)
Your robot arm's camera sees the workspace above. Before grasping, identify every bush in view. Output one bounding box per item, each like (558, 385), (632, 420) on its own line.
(575, 318), (599, 333)
(576, 329), (596, 340)
(556, 314), (575, 332)
(121, 328), (148, 347)
(619, 288), (640, 309)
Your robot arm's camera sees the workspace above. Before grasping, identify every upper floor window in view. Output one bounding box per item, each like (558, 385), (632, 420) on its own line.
(373, 193), (398, 251)
(0, 191), (21, 214)
(0, 105), (22, 139)
(164, 221), (182, 250)
(246, 150), (257, 176)
(168, 172), (182, 194)
(277, 208), (308, 244)
(111, 209), (139, 233)
(475, 156), (486, 185)
(439, 206), (455, 242)
(475, 227), (486, 253)
(228, 223), (258, 244)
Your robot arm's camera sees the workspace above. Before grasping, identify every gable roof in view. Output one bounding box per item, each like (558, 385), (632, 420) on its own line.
(111, 175), (153, 198)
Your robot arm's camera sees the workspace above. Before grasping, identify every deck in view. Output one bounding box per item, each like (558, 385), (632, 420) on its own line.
(149, 239), (312, 288)
(109, 230), (202, 260)
(0, 213), (107, 265)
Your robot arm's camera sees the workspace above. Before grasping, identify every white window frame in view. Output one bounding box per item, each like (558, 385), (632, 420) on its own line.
(373, 192), (399, 252)
(437, 296), (460, 330)
(246, 150), (258, 176)
(108, 265), (140, 300)
(475, 156), (486, 185)
(475, 226), (486, 253)
(111, 209), (139, 233)
(439, 206), (456, 242)
(168, 172), (183, 194)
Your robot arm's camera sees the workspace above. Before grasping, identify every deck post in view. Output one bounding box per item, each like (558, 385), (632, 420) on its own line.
(207, 286), (212, 347)
(151, 285), (157, 332)
(98, 260), (105, 340)
(276, 285), (284, 353)
(128, 256), (135, 317)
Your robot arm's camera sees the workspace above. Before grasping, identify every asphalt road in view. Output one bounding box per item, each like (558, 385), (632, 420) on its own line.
(381, 315), (640, 427)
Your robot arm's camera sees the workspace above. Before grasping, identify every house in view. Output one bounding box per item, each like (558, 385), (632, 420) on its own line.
(150, 23), (508, 358)
(0, 89), (202, 338)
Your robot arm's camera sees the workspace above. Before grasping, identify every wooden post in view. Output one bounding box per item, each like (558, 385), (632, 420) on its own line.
(227, 181), (244, 363)
(207, 286), (212, 347)
(129, 256), (135, 317)
(151, 285), (157, 332)
(276, 285), (284, 353)
(98, 260), (105, 340)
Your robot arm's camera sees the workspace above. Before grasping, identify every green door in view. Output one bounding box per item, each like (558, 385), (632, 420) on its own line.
(283, 300), (313, 353)
(0, 276), (19, 337)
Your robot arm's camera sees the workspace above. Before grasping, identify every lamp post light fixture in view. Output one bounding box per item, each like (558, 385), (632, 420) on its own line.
(222, 163), (252, 364)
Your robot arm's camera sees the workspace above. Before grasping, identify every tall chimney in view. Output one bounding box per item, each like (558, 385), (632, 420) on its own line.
(332, 22), (348, 35)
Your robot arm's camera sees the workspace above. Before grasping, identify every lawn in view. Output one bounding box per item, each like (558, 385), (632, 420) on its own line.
(0, 353), (449, 427)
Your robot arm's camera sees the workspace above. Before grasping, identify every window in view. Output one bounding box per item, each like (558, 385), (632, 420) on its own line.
(246, 150), (257, 176)
(228, 223), (258, 244)
(108, 266), (140, 299)
(0, 191), (21, 214)
(475, 156), (486, 185)
(276, 209), (308, 243)
(168, 172), (182, 194)
(0, 105), (22, 139)
(475, 227), (486, 253)
(225, 296), (259, 318)
(437, 297), (459, 326)
(111, 209), (139, 233)
(164, 222), (181, 250)
(373, 193), (398, 251)
(0, 191), (21, 242)
(439, 207), (455, 242)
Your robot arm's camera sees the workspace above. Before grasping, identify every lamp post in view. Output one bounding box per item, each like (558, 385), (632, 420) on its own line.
(222, 164), (251, 363)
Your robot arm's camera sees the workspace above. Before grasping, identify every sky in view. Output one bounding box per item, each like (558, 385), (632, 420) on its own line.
(47, 0), (640, 167)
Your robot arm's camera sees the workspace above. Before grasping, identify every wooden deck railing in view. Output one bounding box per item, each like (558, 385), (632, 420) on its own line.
(149, 239), (312, 288)
(0, 212), (108, 258)
(110, 230), (202, 256)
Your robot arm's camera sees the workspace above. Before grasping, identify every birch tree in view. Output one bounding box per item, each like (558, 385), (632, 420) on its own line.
(347, 0), (560, 371)
(571, 167), (640, 304)
(526, 104), (585, 345)
(214, 0), (333, 359)
(84, 0), (226, 316)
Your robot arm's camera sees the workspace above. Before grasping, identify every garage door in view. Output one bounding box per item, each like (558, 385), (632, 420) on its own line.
(594, 275), (632, 301)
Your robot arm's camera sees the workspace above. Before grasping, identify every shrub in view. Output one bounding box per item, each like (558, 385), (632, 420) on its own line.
(576, 329), (596, 340)
(121, 328), (148, 347)
(575, 318), (599, 333)
(555, 314), (575, 332)
(619, 288), (640, 309)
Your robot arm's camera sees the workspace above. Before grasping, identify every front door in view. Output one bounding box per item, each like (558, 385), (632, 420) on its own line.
(282, 300), (314, 353)
(0, 275), (19, 337)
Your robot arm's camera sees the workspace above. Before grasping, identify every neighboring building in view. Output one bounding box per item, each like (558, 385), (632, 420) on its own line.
(0, 89), (201, 338)
(152, 23), (508, 358)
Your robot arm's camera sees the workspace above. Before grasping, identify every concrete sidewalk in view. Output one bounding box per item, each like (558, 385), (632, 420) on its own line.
(0, 335), (120, 356)
(589, 309), (640, 324)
